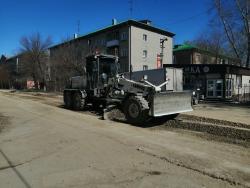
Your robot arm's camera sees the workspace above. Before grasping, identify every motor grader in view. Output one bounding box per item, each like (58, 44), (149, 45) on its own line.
(63, 54), (192, 124)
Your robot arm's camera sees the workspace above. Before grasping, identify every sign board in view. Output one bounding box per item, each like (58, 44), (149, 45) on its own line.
(157, 54), (162, 69)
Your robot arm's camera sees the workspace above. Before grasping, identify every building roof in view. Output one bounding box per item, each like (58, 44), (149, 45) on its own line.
(173, 44), (240, 62)
(173, 44), (196, 52)
(49, 19), (175, 50)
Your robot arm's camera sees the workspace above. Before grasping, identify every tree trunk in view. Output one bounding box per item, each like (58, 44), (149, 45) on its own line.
(247, 32), (250, 68)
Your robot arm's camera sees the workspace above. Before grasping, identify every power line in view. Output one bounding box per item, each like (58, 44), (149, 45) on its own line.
(166, 7), (214, 26)
(77, 20), (80, 34)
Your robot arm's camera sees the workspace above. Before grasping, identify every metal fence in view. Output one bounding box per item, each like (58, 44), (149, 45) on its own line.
(235, 84), (250, 102)
(242, 84), (250, 102)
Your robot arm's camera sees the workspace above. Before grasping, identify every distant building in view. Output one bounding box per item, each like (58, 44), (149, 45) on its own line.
(0, 55), (7, 64)
(3, 54), (24, 89)
(173, 44), (241, 66)
(165, 44), (250, 101)
(49, 19), (175, 73)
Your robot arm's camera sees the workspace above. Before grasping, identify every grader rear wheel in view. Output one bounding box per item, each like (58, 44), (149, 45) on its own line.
(124, 96), (149, 125)
(64, 92), (72, 109)
(73, 92), (85, 110)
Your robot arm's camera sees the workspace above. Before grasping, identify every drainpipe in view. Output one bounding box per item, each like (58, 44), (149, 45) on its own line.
(129, 25), (132, 79)
(191, 50), (193, 64)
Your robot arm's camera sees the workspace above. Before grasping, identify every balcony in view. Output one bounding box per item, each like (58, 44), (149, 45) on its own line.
(106, 40), (119, 47)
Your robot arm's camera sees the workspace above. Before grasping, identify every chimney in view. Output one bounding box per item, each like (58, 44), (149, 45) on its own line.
(139, 19), (152, 25)
(112, 18), (117, 25)
(73, 33), (78, 39)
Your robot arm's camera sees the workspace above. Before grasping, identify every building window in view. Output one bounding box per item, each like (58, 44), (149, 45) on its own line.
(101, 39), (106, 46)
(236, 75), (242, 87)
(121, 32), (128, 40)
(195, 54), (201, 64)
(88, 39), (91, 46)
(143, 34), (147, 41)
(95, 39), (100, 46)
(120, 48), (128, 57)
(143, 65), (148, 70)
(143, 50), (147, 58)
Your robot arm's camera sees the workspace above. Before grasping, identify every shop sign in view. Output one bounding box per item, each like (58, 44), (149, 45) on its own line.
(184, 66), (210, 74)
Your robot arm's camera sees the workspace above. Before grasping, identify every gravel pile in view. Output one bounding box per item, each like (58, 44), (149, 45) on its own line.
(179, 114), (250, 129)
(166, 119), (250, 141)
(106, 108), (250, 141)
(106, 108), (126, 122)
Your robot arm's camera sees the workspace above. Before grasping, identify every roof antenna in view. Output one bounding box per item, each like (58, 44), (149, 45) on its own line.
(128, 0), (133, 18)
(77, 20), (80, 35)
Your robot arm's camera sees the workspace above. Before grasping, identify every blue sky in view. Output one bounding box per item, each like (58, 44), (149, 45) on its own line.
(0, 0), (211, 57)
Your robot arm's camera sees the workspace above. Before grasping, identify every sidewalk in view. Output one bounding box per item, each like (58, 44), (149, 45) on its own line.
(185, 103), (250, 125)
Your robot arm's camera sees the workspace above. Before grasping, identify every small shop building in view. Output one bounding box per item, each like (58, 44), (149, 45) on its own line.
(164, 64), (250, 101)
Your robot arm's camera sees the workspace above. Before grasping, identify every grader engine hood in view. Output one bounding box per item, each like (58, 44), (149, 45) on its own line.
(150, 91), (193, 117)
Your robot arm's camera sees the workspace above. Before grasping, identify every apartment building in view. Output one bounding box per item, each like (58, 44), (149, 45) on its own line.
(49, 19), (175, 73)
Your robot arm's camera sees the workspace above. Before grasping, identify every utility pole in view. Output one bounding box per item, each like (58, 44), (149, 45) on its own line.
(160, 38), (168, 67)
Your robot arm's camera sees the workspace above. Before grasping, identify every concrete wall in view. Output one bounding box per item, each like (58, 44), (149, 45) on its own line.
(130, 26), (173, 71)
(124, 67), (182, 91)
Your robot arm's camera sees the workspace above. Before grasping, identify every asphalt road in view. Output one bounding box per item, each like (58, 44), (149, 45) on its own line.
(0, 93), (249, 188)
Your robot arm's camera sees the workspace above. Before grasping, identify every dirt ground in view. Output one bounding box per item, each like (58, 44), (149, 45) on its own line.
(0, 114), (9, 133)
(0, 90), (249, 188)
(187, 103), (250, 125)
(1, 90), (249, 125)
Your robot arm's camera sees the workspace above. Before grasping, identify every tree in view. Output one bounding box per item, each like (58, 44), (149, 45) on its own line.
(188, 0), (249, 67)
(212, 0), (250, 67)
(186, 28), (227, 61)
(0, 64), (10, 89)
(50, 39), (88, 91)
(19, 33), (52, 89)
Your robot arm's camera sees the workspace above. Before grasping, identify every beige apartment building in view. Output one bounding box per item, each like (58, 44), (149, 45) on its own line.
(49, 19), (175, 73)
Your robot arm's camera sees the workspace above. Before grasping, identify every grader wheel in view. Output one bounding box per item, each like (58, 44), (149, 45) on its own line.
(64, 91), (72, 109)
(124, 96), (149, 125)
(73, 92), (85, 110)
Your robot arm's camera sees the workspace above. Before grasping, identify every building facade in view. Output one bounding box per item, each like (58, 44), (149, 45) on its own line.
(168, 44), (250, 102)
(173, 44), (241, 66)
(49, 19), (175, 73)
(165, 64), (250, 100)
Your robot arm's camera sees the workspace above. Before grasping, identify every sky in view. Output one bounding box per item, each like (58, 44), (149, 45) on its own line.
(0, 0), (211, 57)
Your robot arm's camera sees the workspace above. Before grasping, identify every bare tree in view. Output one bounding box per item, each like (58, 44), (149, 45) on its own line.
(50, 39), (88, 91)
(186, 27), (228, 64)
(213, 0), (250, 67)
(0, 64), (10, 89)
(19, 33), (52, 89)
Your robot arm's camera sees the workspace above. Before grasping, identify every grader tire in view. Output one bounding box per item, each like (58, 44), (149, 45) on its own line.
(124, 96), (149, 125)
(64, 91), (72, 109)
(92, 101), (101, 111)
(73, 92), (85, 110)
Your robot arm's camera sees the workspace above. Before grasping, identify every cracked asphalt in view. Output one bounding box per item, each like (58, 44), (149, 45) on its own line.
(0, 92), (249, 188)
